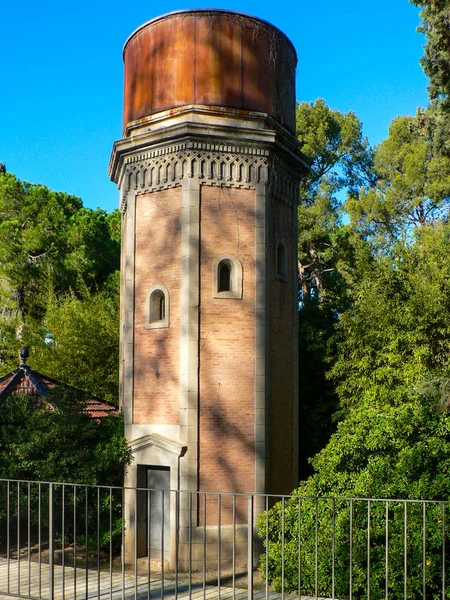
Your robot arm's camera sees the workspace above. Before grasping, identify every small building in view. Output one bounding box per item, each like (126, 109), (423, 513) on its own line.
(0, 347), (118, 421)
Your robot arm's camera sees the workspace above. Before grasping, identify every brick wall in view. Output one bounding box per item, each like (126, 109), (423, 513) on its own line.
(268, 197), (295, 494)
(129, 183), (296, 497)
(133, 189), (182, 425)
(199, 185), (256, 498)
(120, 210), (127, 412)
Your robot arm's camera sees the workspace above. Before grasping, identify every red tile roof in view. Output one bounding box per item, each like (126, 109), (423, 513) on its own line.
(0, 366), (118, 421)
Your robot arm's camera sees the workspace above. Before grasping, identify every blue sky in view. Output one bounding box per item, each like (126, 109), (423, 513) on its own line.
(1, 0), (428, 214)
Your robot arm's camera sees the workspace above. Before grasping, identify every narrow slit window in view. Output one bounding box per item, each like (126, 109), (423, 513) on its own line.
(159, 295), (165, 320)
(218, 260), (232, 292)
(276, 241), (287, 280)
(150, 290), (165, 323)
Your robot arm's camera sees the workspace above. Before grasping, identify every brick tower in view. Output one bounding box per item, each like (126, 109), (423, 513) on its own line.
(109, 9), (309, 563)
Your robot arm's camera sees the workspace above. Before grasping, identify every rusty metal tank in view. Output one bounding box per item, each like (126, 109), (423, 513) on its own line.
(122, 9), (297, 134)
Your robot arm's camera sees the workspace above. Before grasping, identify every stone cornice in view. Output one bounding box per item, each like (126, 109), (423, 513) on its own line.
(110, 128), (308, 182)
(109, 107), (310, 211)
(121, 103), (298, 147)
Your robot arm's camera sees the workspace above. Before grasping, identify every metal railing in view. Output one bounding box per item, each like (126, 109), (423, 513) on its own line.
(0, 479), (449, 600)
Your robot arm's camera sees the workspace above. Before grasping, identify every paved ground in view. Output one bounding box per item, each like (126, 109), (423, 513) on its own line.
(0, 558), (328, 600)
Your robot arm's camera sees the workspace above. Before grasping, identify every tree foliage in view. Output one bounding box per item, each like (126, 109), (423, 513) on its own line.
(0, 389), (131, 551)
(0, 172), (119, 320)
(285, 207), (450, 597)
(410, 0), (450, 104)
(410, 0), (450, 155)
(296, 99), (372, 303)
(0, 173), (81, 320)
(295, 100), (374, 475)
(0, 388), (130, 485)
(0, 171), (120, 401)
(259, 391), (450, 598)
(29, 282), (120, 403)
(331, 223), (450, 412)
(347, 113), (450, 249)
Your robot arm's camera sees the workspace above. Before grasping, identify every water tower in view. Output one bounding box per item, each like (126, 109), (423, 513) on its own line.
(109, 9), (309, 564)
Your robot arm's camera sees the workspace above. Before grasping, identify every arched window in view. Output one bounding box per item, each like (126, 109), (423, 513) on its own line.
(213, 255), (243, 299)
(146, 285), (169, 329)
(276, 241), (288, 281)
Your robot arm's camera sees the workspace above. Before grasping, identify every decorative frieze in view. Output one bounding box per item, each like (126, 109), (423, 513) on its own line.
(269, 159), (301, 207)
(119, 141), (300, 211)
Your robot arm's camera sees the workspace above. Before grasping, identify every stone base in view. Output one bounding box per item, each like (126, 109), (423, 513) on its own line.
(174, 526), (262, 571)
